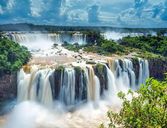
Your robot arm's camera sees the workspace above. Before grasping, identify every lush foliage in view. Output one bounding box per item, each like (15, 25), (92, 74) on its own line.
(0, 37), (31, 74)
(101, 39), (124, 54)
(120, 35), (167, 57)
(82, 31), (104, 46)
(63, 38), (125, 55)
(61, 31), (167, 59)
(100, 77), (167, 128)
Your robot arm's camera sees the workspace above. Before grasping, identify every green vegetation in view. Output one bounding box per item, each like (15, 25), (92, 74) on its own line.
(100, 77), (167, 128)
(63, 43), (81, 52)
(63, 39), (125, 56)
(0, 37), (31, 74)
(82, 31), (104, 45)
(101, 40), (124, 54)
(55, 66), (64, 72)
(60, 31), (167, 59)
(121, 35), (167, 57)
(74, 66), (82, 74)
(95, 64), (105, 74)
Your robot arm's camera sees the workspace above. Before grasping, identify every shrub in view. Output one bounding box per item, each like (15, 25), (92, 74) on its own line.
(101, 77), (167, 128)
(101, 40), (124, 54)
(0, 37), (31, 73)
(120, 35), (167, 57)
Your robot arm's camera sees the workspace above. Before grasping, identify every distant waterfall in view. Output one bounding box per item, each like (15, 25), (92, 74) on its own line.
(7, 32), (87, 47)
(71, 32), (87, 45)
(10, 33), (62, 44)
(17, 58), (149, 107)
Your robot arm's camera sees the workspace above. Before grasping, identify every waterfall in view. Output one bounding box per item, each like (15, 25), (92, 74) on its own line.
(104, 64), (117, 95)
(114, 59), (130, 91)
(39, 70), (53, 107)
(7, 32), (88, 47)
(10, 33), (62, 44)
(17, 58), (150, 108)
(71, 32), (87, 45)
(124, 59), (136, 89)
(17, 69), (31, 102)
(86, 65), (96, 101)
(59, 68), (76, 106)
(138, 58), (149, 86)
(94, 75), (100, 104)
(17, 68), (53, 106)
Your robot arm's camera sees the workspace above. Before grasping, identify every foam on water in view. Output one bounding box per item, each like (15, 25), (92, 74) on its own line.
(4, 100), (120, 128)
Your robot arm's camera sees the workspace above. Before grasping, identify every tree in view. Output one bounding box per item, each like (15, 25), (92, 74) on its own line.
(100, 77), (167, 128)
(101, 40), (123, 53)
(0, 37), (31, 74)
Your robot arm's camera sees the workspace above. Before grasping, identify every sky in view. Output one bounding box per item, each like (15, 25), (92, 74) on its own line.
(0, 0), (167, 28)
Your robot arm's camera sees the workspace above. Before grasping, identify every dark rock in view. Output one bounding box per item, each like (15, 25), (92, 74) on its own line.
(74, 67), (87, 102)
(132, 58), (140, 84)
(50, 66), (64, 100)
(0, 73), (17, 101)
(94, 64), (107, 95)
(148, 58), (167, 80)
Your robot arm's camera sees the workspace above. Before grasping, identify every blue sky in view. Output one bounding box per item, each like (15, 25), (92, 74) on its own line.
(0, 0), (167, 28)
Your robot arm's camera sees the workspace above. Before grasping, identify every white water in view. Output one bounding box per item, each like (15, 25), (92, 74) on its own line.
(8, 32), (87, 50)
(103, 31), (144, 41)
(60, 68), (76, 106)
(17, 58), (149, 107)
(94, 75), (100, 105)
(15, 59), (149, 128)
(4, 33), (150, 128)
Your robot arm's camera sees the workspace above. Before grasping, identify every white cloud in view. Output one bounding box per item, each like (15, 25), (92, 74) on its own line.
(67, 9), (88, 22)
(30, 0), (45, 17)
(7, 0), (15, 10)
(1, 0), (167, 27)
(0, 6), (3, 14)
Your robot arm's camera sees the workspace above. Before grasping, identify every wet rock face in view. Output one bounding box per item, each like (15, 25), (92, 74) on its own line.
(50, 67), (64, 100)
(132, 58), (140, 84)
(148, 58), (167, 80)
(132, 57), (167, 81)
(94, 64), (107, 95)
(74, 67), (87, 102)
(0, 73), (17, 101)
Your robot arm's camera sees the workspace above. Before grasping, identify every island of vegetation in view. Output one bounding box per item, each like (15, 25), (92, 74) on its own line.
(0, 35), (31, 76)
(63, 31), (167, 60)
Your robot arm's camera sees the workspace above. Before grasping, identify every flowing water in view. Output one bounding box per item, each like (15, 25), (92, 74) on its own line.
(3, 33), (150, 128)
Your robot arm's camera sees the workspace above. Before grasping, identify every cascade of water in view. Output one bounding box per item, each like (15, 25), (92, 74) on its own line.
(86, 65), (96, 101)
(9, 32), (89, 47)
(72, 32), (86, 45)
(107, 58), (115, 72)
(144, 60), (150, 82)
(17, 58), (150, 108)
(124, 59), (136, 89)
(94, 75), (100, 104)
(114, 60), (128, 91)
(113, 59), (138, 91)
(75, 67), (88, 103)
(17, 69), (31, 102)
(59, 68), (76, 106)
(17, 68), (54, 106)
(104, 65), (117, 95)
(39, 69), (53, 107)
(138, 58), (149, 85)
(49, 33), (62, 44)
